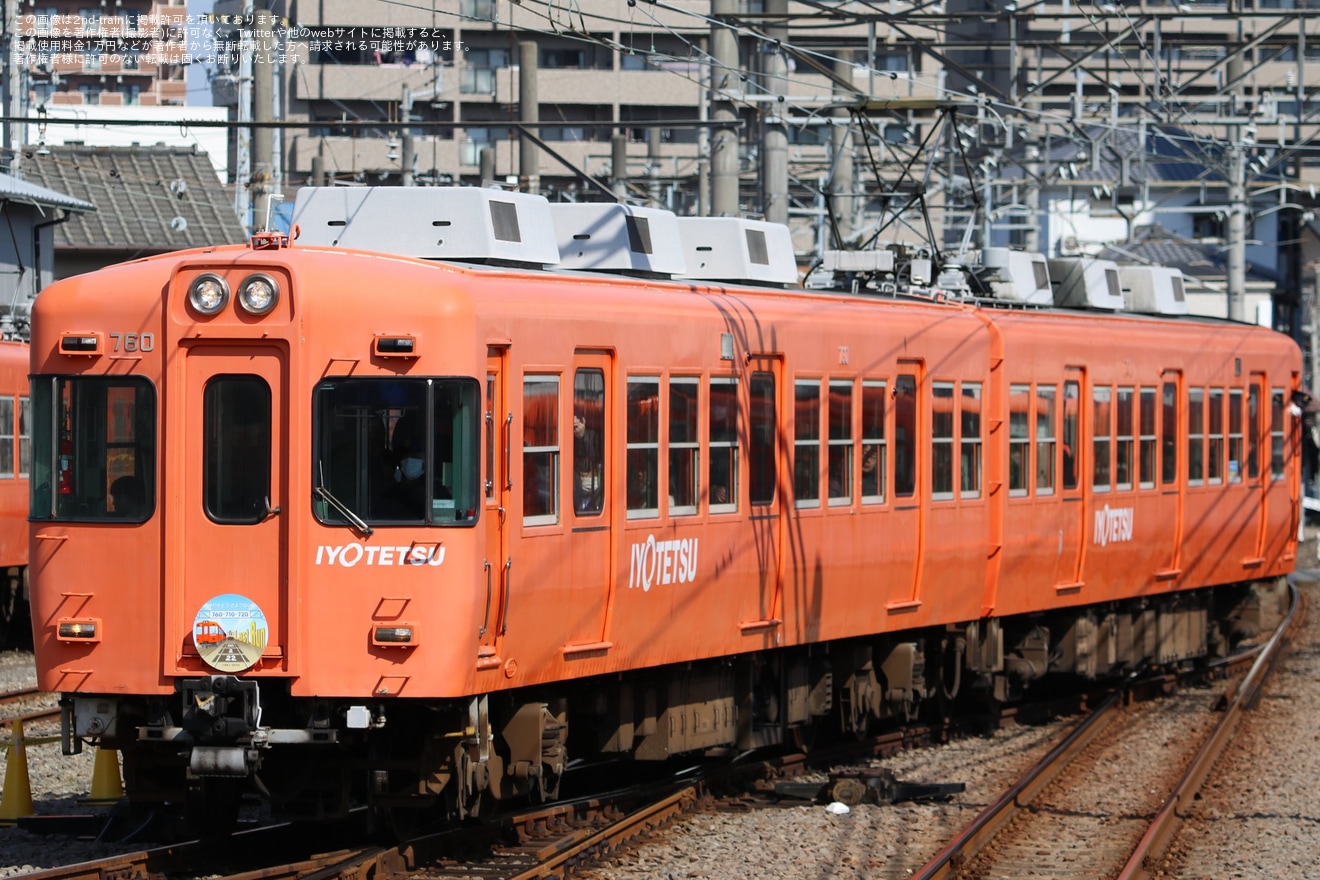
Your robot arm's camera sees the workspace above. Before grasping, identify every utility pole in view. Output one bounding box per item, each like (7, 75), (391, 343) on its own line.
(1227, 136), (1247, 323)
(251, 8), (276, 230)
(611, 132), (627, 201)
(830, 54), (854, 244)
(4, 0), (21, 175)
(234, 0), (253, 229)
(710, 0), (740, 216)
(761, 0), (787, 224)
(519, 40), (539, 195)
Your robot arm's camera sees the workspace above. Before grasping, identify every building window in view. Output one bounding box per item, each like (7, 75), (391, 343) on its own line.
(626, 377), (660, 518)
(961, 382), (981, 498)
(1139, 386), (1156, 488)
(522, 375), (559, 525)
(1116, 386), (1134, 491)
(861, 380), (886, 503)
(1037, 385), (1057, 495)
(669, 378), (699, 515)
(709, 377), (738, 511)
(931, 382), (954, 500)
(78, 84), (101, 104)
(1188, 387), (1204, 486)
(794, 379), (820, 508)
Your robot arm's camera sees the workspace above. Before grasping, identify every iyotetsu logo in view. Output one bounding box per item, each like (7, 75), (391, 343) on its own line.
(1093, 505), (1134, 547)
(315, 543), (446, 567)
(628, 535), (699, 592)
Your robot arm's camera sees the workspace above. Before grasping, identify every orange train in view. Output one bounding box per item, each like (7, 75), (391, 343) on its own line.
(0, 339), (31, 648)
(29, 189), (1302, 834)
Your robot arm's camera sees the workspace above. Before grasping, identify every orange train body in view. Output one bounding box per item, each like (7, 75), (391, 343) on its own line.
(0, 339), (31, 647)
(27, 230), (1302, 829)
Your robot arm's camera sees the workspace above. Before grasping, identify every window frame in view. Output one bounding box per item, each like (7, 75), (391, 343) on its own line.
(708, 376), (739, 513)
(522, 374), (561, 527)
(794, 378), (822, 509)
(931, 381), (955, 501)
(668, 376), (700, 517)
(861, 379), (886, 504)
(626, 376), (661, 520)
(827, 379), (853, 506)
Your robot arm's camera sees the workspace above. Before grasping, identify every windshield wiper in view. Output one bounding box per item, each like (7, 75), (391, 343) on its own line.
(314, 483), (374, 537)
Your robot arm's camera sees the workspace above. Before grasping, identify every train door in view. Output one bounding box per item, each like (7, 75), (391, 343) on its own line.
(174, 343), (287, 673)
(1255, 376), (1296, 565)
(1155, 371), (1184, 580)
(563, 351), (613, 649)
(891, 360), (923, 607)
(1054, 370), (1085, 588)
(744, 357), (783, 628)
(480, 346), (510, 661)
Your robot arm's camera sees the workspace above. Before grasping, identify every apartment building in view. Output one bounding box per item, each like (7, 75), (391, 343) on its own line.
(19, 0), (189, 107)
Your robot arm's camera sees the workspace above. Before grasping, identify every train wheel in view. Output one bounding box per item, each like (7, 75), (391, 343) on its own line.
(185, 777), (242, 839)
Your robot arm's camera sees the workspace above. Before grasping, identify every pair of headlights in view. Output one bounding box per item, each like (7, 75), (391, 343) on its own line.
(188, 273), (279, 316)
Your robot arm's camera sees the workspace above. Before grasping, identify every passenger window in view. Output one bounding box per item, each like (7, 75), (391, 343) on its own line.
(749, 372), (776, 506)
(931, 382), (954, 500)
(708, 377), (738, 511)
(861, 380), (886, 503)
(1187, 387), (1204, 486)
(1092, 386), (1111, 493)
(894, 374), (916, 497)
(1116, 387), (1134, 491)
(1228, 388), (1243, 483)
(626, 378), (660, 518)
(828, 380), (852, 505)
(1037, 385), (1056, 495)
(1208, 388), (1224, 484)
(522, 376), (559, 525)
(1138, 387), (1156, 488)
(1009, 383), (1030, 496)
(669, 378), (699, 515)
(18, 395), (29, 480)
(572, 369), (605, 517)
(1161, 382), (1178, 484)
(961, 383), (981, 498)
(794, 379), (821, 508)
(0, 396), (13, 479)
(205, 375), (271, 524)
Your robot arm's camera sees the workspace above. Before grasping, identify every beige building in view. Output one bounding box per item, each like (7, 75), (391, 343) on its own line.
(19, 0), (190, 107)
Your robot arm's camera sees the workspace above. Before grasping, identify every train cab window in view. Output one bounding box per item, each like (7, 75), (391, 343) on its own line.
(1270, 388), (1286, 479)
(931, 382), (954, 500)
(30, 376), (156, 522)
(894, 374), (917, 497)
(1037, 385), (1056, 495)
(522, 376), (560, 525)
(1247, 384), (1260, 480)
(709, 377), (738, 512)
(1092, 386), (1111, 492)
(1063, 381), (1079, 490)
(1008, 383), (1030, 496)
(313, 377), (481, 528)
(626, 378), (660, 518)
(794, 380), (821, 508)
(749, 372), (776, 506)
(828, 380), (852, 505)
(573, 369), (605, 516)
(18, 395), (29, 479)
(1208, 388), (1224, 484)
(205, 376), (271, 524)
(961, 383), (982, 498)
(1139, 387), (1156, 489)
(0, 396), (13, 478)
(1116, 387), (1134, 491)
(861, 380), (886, 503)
(1187, 387), (1204, 486)
(1228, 388), (1244, 483)
(1161, 382), (1178, 484)
(669, 378), (699, 515)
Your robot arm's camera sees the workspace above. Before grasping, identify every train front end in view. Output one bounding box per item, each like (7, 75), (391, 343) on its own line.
(28, 240), (497, 832)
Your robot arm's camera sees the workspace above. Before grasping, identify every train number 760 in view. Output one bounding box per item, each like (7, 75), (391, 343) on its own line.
(110, 332), (155, 353)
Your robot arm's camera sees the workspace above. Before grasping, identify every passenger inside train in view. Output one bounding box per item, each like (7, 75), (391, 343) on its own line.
(109, 474), (146, 517)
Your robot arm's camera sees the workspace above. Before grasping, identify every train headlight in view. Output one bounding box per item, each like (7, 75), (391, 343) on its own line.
(237, 274), (279, 315)
(56, 617), (101, 642)
(188, 274), (229, 315)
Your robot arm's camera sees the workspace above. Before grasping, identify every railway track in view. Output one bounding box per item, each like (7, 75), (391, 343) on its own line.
(911, 581), (1303, 880)
(0, 686), (58, 728)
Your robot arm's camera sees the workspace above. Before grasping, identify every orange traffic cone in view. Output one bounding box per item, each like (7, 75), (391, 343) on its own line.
(0, 719), (34, 824)
(81, 747), (123, 806)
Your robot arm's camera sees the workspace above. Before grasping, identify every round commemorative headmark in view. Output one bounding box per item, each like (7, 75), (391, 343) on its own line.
(193, 593), (269, 673)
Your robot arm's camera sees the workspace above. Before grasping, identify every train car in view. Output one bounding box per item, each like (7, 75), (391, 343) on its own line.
(29, 188), (1302, 835)
(0, 339), (31, 649)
